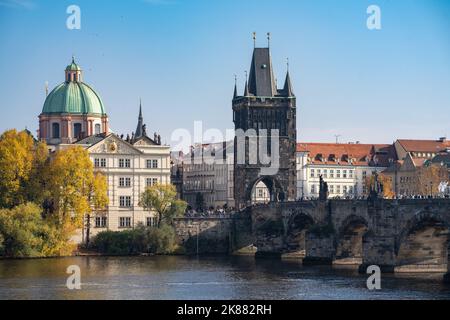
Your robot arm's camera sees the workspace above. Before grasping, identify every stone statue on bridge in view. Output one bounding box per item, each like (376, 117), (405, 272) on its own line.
(319, 175), (328, 201)
(368, 171), (384, 200)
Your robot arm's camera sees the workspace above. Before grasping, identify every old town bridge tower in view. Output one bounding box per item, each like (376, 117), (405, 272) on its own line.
(232, 42), (297, 209)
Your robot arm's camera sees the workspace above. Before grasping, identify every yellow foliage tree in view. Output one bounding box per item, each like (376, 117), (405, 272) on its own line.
(364, 173), (395, 199)
(417, 164), (448, 196)
(45, 146), (108, 251)
(0, 129), (49, 208)
(85, 172), (109, 245)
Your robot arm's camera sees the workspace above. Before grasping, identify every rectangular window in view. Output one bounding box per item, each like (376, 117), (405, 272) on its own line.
(147, 159), (159, 169)
(95, 216), (107, 228)
(100, 158), (106, 167)
(94, 159), (100, 167)
(343, 170), (347, 178)
(336, 170), (341, 178)
(330, 170), (334, 178)
(311, 185), (315, 194)
(146, 178), (158, 187)
(336, 185), (341, 194)
(119, 159), (131, 168)
(329, 185), (334, 194)
(119, 196), (132, 207)
(119, 177), (131, 187)
(310, 169), (315, 178)
(146, 217), (157, 227)
(323, 169), (327, 178)
(119, 217), (131, 228)
(349, 170), (353, 179)
(343, 185), (347, 194)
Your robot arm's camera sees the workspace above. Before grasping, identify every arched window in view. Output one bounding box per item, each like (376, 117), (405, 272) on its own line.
(73, 123), (82, 139)
(52, 123), (60, 139)
(95, 123), (101, 134)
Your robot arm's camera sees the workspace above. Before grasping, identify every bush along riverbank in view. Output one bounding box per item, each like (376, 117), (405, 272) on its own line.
(91, 224), (184, 255)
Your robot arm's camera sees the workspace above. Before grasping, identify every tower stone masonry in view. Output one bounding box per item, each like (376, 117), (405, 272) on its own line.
(233, 46), (297, 209)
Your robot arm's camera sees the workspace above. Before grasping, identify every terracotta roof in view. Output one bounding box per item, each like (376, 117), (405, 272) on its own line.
(411, 157), (427, 167)
(397, 139), (450, 153)
(297, 142), (397, 167)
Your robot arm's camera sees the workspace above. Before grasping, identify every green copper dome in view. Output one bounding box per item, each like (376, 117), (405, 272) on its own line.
(65, 57), (81, 71)
(42, 82), (106, 115)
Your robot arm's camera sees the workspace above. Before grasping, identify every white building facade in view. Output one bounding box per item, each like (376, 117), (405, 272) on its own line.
(74, 133), (171, 241)
(296, 143), (397, 199)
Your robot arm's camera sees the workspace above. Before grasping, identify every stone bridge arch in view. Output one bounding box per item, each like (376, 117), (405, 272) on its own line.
(334, 214), (369, 265)
(283, 211), (315, 258)
(395, 209), (450, 273)
(247, 176), (285, 205)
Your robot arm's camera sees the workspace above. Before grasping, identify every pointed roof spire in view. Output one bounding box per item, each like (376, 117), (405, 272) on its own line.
(283, 70), (294, 97)
(283, 57), (294, 97)
(243, 71), (249, 96)
(135, 99), (144, 139)
(233, 74), (238, 99)
(248, 47), (276, 96)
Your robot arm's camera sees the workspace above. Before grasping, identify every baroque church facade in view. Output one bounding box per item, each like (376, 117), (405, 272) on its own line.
(38, 58), (171, 243)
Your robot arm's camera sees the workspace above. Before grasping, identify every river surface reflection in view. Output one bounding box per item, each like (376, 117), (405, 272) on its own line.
(0, 256), (449, 300)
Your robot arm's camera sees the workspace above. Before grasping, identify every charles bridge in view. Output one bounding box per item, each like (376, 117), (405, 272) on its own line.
(174, 198), (450, 282)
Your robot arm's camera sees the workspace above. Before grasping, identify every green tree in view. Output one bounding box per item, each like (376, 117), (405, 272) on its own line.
(0, 203), (48, 257)
(139, 184), (187, 228)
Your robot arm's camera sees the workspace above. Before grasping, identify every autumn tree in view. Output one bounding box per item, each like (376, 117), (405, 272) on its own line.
(0, 129), (49, 208)
(139, 184), (187, 228)
(417, 164), (448, 196)
(364, 173), (395, 199)
(85, 172), (109, 245)
(45, 146), (108, 251)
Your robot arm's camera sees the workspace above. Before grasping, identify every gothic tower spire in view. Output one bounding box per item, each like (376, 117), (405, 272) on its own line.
(233, 74), (238, 99)
(135, 99), (144, 138)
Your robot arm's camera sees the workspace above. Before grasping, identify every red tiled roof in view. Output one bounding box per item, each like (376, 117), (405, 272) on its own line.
(397, 139), (450, 153)
(296, 142), (397, 167)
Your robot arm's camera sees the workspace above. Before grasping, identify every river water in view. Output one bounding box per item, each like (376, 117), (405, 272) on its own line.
(0, 256), (449, 300)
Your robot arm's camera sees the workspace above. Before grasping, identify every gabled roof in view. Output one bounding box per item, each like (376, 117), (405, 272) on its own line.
(75, 133), (109, 145)
(132, 135), (159, 146)
(396, 139), (450, 153)
(76, 133), (144, 154)
(297, 142), (397, 167)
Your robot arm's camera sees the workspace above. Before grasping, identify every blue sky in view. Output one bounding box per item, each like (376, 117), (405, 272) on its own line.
(0, 0), (449, 147)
